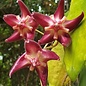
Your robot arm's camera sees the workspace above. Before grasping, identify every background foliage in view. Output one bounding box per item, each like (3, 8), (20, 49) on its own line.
(0, 0), (70, 86)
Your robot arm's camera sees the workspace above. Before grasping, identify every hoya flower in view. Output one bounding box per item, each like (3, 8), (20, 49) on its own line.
(3, 0), (38, 42)
(9, 40), (59, 86)
(32, 0), (84, 47)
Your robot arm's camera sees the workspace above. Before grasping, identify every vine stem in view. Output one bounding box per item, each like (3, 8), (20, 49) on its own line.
(40, 80), (42, 86)
(44, 41), (58, 49)
(36, 29), (44, 35)
(43, 43), (49, 49)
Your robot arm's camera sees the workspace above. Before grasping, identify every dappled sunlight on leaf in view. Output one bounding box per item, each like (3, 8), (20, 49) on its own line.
(64, 0), (86, 81)
(48, 43), (71, 86)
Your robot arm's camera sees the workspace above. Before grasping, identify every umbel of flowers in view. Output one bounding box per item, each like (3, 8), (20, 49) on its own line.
(3, 0), (84, 86)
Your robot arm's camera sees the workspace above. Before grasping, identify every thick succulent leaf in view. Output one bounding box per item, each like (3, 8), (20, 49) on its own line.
(48, 43), (69, 86)
(79, 64), (86, 86)
(64, 0), (86, 81)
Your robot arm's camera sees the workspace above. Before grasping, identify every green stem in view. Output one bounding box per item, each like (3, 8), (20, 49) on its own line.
(40, 80), (42, 86)
(43, 43), (49, 49)
(44, 41), (58, 49)
(36, 29), (44, 35)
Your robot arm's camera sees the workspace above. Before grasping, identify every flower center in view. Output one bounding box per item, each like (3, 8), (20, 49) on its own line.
(25, 54), (39, 71)
(45, 16), (69, 39)
(25, 51), (46, 71)
(13, 15), (33, 37)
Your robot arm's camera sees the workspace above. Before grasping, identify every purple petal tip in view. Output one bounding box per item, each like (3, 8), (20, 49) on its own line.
(65, 12), (84, 31)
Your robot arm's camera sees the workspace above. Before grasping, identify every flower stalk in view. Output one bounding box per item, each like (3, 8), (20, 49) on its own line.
(36, 29), (44, 35)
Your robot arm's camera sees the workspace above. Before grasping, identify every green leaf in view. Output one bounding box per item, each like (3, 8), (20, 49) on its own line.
(48, 43), (68, 86)
(64, 0), (86, 81)
(79, 63), (86, 86)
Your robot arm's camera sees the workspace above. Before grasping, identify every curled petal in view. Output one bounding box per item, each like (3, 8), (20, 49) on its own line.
(5, 31), (22, 42)
(25, 40), (42, 54)
(36, 66), (48, 86)
(58, 33), (71, 47)
(54, 0), (64, 20)
(9, 53), (30, 77)
(42, 49), (60, 62)
(18, 0), (31, 17)
(38, 30), (54, 45)
(3, 14), (19, 27)
(32, 12), (54, 27)
(65, 12), (84, 31)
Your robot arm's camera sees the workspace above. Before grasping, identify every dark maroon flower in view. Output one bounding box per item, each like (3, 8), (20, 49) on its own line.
(9, 40), (59, 86)
(32, 0), (84, 47)
(3, 0), (38, 42)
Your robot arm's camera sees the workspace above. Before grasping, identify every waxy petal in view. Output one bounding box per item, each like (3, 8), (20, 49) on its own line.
(25, 40), (42, 54)
(58, 33), (71, 47)
(54, 0), (64, 20)
(32, 12), (54, 27)
(9, 53), (29, 77)
(5, 31), (22, 42)
(9, 39), (60, 85)
(18, 0), (31, 17)
(3, 1), (38, 42)
(42, 49), (60, 62)
(38, 30), (54, 45)
(25, 32), (35, 40)
(28, 17), (38, 30)
(3, 14), (19, 27)
(36, 66), (48, 86)
(65, 12), (84, 31)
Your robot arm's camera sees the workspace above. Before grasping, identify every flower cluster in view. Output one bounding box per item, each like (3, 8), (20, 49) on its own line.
(3, 0), (84, 86)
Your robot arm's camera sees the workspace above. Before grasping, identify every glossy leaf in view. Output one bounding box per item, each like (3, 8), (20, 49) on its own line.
(64, 0), (86, 81)
(79, 64), (86, 86)
(48, 42), (69, 86)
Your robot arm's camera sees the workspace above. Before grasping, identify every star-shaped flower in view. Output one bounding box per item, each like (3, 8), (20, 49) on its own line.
(3, 0), (38, 42)
(9, 40), (59, 86)
(32, 0), (84, 47)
